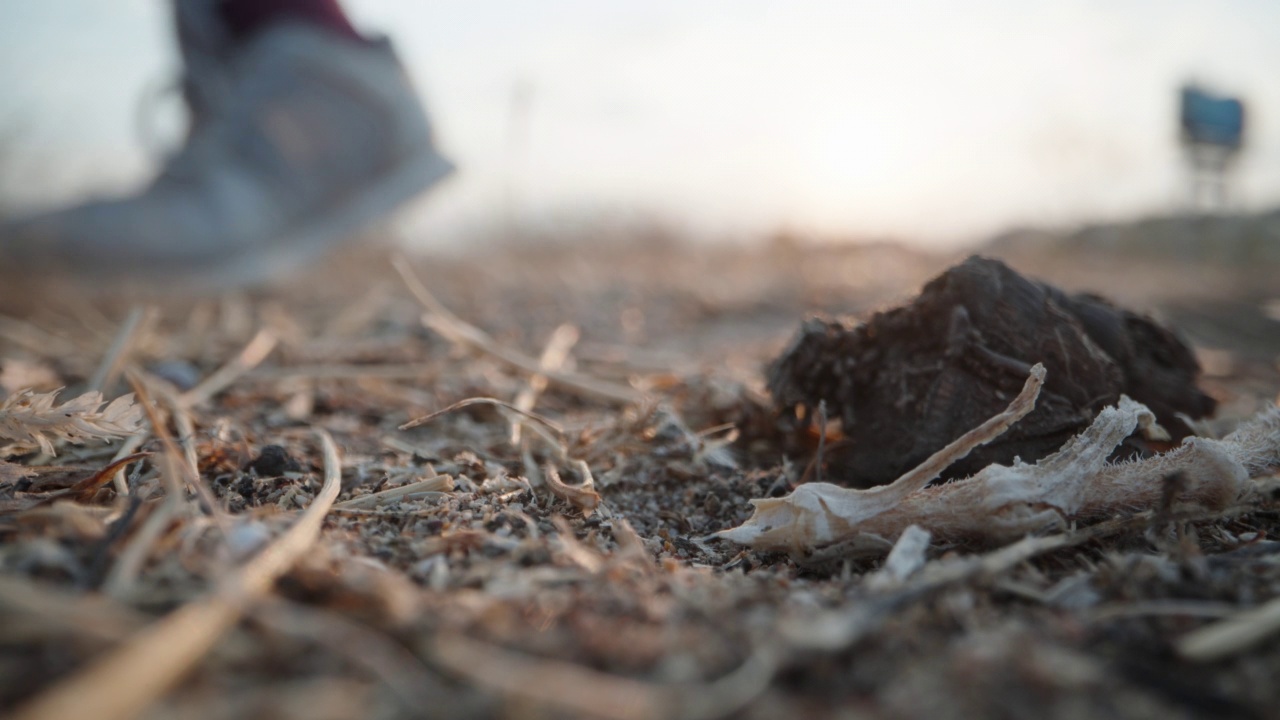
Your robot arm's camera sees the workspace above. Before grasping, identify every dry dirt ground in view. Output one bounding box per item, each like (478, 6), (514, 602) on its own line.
(1, 233), (1279, 720)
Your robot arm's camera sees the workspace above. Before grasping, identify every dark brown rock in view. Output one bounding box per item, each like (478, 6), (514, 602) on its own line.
(768, 256), (1216, 487)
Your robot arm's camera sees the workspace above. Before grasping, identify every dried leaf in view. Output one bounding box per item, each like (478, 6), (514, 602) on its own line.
(0, 390), (144, 456)
(67, 453), (152, 502)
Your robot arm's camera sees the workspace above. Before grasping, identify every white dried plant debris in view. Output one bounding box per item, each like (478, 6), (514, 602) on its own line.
(720, 366), (1276, 562)
(0, 389), (144, 455)
(865, 524), (931, 591)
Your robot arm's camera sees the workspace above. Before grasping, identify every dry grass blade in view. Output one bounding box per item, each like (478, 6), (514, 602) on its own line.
(400, 396), (565, 437)
(320, 281), (392, 339)
(1087, 601), (1237, 623)
(512, 323), (580, 444)
(431, 632), (668, 720)
(335, 474), (455, 509)
(179, 328), (278, 407)
(107, 433), (148, 495)
(102, 373), (193, 598)
(145, 373), (226, 524)
(0, 389), (144, 456)
(0, 458), (34, 482)
(431, 632), (777, 720)
(783, 533), (1074, 652)
(392, 255), (641, 405)
(65, 452), (151, 502)
(0, 314), (81, 357)
(11, 429), (343, 720)
(88, 305), (153, 393)
(1176, 595), (1280, 661)
(0, 576), (146, 643)
(247, 363), (434, 381)
(884, 363), (1046, 494)
(401, 396), (568, 459)
(550, 515), (607, 572)
(254, 599), (445, 710)
(543, 462), (601, 516)
(100, 456), (185, 599)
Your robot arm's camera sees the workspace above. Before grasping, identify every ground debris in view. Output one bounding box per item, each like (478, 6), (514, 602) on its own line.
(0, 241), (1278, 720)
(722, 366), (1276, 562)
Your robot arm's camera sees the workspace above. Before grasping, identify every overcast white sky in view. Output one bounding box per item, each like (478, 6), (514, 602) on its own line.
(1, 0), (1278, 246)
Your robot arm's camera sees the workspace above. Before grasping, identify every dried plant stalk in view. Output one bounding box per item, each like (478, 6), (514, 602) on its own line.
(1177, 594), (1280, 661)
(335, 474), (455, 509)
(0, 389), (143, 455)
(720, 366), (1275, 561)
(544, 462), (601, 516)
(431, 632), (776, 720)
(0, 459), (34, 482)
(512, 323), (580, 444)
(179, 328), (279, 407)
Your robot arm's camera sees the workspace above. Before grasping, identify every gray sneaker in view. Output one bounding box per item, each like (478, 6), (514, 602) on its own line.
(0, 21), (453, 289)
(172, 0), (234, 132)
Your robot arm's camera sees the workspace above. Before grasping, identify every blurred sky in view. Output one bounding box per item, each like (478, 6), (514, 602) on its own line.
(1, 0), (1278, 247)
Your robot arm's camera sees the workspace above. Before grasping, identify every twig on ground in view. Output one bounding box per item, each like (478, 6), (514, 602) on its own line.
(1176, 595), (1280, 661)
(179, 328), (278, 408)
(543, 462), (601, 516)
(401, 397), (564, 437)
(402, 396), (568, 461)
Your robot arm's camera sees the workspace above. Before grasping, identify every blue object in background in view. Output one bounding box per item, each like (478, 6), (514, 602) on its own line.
(1180, 85), (1245, 150)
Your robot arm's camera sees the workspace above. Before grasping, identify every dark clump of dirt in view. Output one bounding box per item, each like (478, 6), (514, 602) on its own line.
(768, 255), (1217, 487)
(244, 444), (303, 477)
